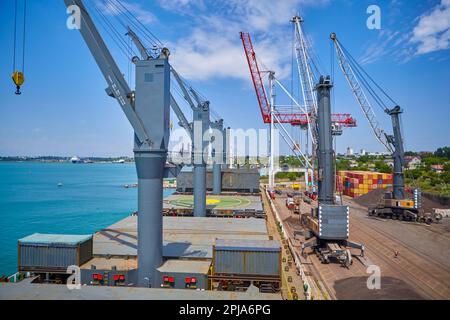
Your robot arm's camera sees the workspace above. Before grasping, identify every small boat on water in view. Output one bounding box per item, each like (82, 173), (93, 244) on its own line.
(70, 156), (82, 164)
(57, 183), (63, 187)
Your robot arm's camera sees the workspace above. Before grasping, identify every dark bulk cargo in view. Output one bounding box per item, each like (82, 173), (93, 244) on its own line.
(213, 239), (281, 280)
(18, 234), (93, 273)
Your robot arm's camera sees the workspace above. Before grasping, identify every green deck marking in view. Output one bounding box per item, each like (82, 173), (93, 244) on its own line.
(167, 195), (252, 210)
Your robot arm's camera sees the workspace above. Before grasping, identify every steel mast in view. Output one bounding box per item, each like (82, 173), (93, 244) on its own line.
(292, 15), (319, 194)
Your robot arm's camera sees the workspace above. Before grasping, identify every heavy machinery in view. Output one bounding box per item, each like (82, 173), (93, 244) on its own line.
(240, 30), (357, 193)
(62, 0), (171, 287)
(171, 70), (229, 202)
(127, 27), (227, 216)
(301, 76), (364, 267)
(170, 68), (211, 217)
(330, 33), (437, 224)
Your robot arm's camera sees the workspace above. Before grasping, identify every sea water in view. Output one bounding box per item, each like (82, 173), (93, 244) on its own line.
(0, 162), (174, 276)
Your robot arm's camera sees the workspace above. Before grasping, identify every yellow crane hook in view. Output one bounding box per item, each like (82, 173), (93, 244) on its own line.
(12, 71), (24, 95)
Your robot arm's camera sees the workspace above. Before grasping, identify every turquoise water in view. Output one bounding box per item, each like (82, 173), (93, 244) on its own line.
(0, 162), (174, 277)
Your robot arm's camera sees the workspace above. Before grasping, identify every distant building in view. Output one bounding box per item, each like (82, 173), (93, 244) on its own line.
(384, 159), (394, 168)
(419, 151), (433, 157)
(346, 147), (354, 156)
(360, 149), (366, 156)
(405, 156), (421, 169)
(349, 160), (358, 168)
(431, 165), (444, 174)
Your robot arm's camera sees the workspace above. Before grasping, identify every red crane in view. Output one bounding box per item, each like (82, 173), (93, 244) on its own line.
(240, 32), (357, 128)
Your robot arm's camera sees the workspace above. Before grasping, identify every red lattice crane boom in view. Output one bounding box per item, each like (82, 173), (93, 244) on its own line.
(240, 32), (356, 128)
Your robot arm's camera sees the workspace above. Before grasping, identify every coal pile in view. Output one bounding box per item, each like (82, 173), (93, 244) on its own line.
(334, 276), (424, 300)
(354, 188), (447, 213)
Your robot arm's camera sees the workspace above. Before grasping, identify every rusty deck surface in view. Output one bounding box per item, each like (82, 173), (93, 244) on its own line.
(271, 192), (450, 300)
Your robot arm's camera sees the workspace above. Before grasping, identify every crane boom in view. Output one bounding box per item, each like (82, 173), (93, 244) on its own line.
(126, 27), (150, 60)
(240, 32), (271, 123)
(331, 33), (408, 200)
(64, 0), (151, 145)
(330, 33), (393, 154)
(292, 16), (318, 119)
(170, 94), (192, 138)
(240, 32), (356, 128)
(171, 68), (197, 111)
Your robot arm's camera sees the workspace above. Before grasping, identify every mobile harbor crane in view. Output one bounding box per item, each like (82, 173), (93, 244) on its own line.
(301, 76), (364, 267)
(330, 33), (439, 224)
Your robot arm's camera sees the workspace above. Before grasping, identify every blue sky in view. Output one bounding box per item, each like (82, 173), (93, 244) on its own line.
(0, 0), (449, 157)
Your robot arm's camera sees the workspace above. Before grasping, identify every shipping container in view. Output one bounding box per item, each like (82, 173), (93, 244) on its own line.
(18, 233), (93, 272)
(213, 239), (281, 279)
(337, 171), (393, 198)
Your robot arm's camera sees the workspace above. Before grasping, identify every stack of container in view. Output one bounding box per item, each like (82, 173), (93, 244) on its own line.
(336, 171), (393, 198)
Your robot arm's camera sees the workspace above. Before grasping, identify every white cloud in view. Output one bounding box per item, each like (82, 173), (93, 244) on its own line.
(359, 29), (412, 65)
(359, 0), (450, 65)
(161, 0), (328, 81)
(411, 0), (450, 55)
(157, 0), (205, 12)
(100, 0), (157, 25)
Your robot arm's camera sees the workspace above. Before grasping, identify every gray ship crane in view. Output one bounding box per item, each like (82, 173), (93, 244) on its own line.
(171, 68), (210, 217)
(330, 33), (437, 223)
(173, 76), (229, 197)
(127, 27), (227, 215)
(63, 0), (170, 287)
(300, 76), (364, 267)
(186, 90), (229, 195)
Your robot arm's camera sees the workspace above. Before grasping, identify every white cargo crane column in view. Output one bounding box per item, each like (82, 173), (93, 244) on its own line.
(292, 16), (319, 194)
(63, 0), (170, 288)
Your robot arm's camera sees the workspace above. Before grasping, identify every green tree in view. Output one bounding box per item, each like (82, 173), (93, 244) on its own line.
(374, 161), (392, 173)
(435, 147), (450, 160)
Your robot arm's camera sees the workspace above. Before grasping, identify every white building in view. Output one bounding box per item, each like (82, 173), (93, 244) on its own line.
(405, 156), (421, 169)
(346, 147), (354, 156)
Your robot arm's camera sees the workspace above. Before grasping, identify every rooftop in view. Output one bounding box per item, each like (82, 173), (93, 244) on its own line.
(93, 216), (269, 259)
(157, 260), (211, 275)
(19, 234), (92, 246)
(80, 257), (137, 271)
(215, 239), (281, 252)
